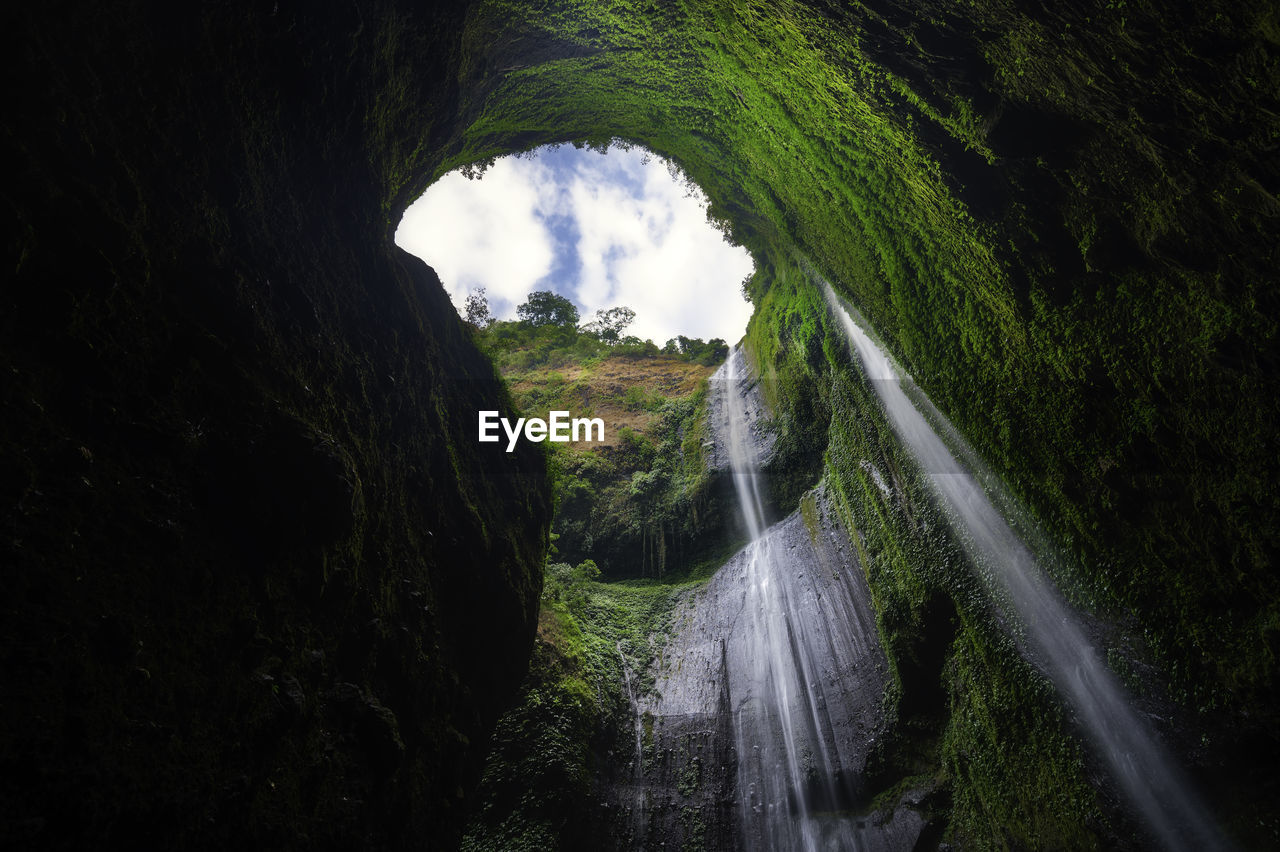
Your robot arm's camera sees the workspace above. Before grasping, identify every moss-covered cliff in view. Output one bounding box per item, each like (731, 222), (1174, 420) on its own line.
(437, 0), (1278, 845)
(744, 261), (1112, 846)
(5, 0), (1277, 848)
(443, 0), (1278, 727)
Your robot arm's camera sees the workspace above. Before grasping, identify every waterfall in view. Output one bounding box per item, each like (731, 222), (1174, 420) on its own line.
(721, 347), (850, 850)
(618, 348), (923, 851)
(719, 347), (929, 851)
(822, 282), (1227, 851)
(617, 640), (649, 841)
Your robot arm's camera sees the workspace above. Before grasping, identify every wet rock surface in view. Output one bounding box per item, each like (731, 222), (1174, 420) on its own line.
(603, 485), (926, 851)
(705, 348), (779, 475)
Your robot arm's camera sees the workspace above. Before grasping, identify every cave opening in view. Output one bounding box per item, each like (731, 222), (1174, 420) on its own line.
(379, 0), (1271, 839)
(6, 0), (1276, 849)
(390, 139), (771, 579)
(394, 140), (755, 346)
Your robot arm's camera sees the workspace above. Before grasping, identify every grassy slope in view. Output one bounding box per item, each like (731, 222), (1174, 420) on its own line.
(459, 327), (743, 849)
(475, 321), (732, 577)
(427, 0), (1278, 846)
(20, 0), (1265, 845)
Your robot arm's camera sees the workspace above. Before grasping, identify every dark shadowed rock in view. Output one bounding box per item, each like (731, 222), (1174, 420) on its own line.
(2, 2), (549, 848)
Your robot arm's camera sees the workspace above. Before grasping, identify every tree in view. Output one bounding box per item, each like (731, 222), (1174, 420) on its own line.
(459, 156), (496, 180)
(516, 290), (580, 327)
(702, 338), (730, 365)
(661, 335), (729, 365)
(667, 335), (699, 355)
(581, 305), (636, 343)
(463, 287), (493, 328)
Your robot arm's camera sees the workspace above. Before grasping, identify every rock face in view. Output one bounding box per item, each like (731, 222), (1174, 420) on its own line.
(3, 2), (549, 848)
(602, 345), (924, 851)
(705, 347), (780, 476)
(5, 0), (1278, 847)
(603, 486), (928, 850)
(436, 12), (1280, 842)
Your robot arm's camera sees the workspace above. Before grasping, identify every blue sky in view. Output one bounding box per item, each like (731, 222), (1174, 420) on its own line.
(394, 143), (755, 345)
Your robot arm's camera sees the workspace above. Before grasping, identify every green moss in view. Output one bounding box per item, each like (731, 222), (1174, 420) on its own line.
(941, 630), (1103, 850)
(799, 492), (820, 542)
(463, 557), (717, 850)
(441, 0), (1278, 750)
(741, 259), (1108, 844)
(441, 0), (1276, 842)
(14, 0), (1274, 845)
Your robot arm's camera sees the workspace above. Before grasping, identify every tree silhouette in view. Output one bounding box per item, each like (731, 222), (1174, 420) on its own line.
(463, 287), (493, 328)
(582, 306), (636, 342)
(516, 290), (580, 327)
(661, 335), (729, 365)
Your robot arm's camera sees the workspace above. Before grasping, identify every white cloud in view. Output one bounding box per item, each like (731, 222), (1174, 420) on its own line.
(394, 157), (555, 318)
(394, 145), (755, 345)
(568, 150), (754, 344)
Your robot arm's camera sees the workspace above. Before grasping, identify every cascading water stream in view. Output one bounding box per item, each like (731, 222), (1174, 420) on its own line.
(618, 641), (645, 765)
(719, 348), (863, 851)
(616, 640), (648, 840)
(821, 281), (1227, 850)
(620, 347), (919, 850)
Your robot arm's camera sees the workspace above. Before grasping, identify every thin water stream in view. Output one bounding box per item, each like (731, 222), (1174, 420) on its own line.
(821, 281), (1227, 850)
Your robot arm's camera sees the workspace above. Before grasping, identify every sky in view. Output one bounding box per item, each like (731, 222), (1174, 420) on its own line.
(394, 143), (755, 345)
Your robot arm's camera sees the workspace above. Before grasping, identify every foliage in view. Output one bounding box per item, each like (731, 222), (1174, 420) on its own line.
(434, 0), (1278, 843)
(517, 290), (580, 328)
(464, 287), (494, 328)
(473, 315), (733, 579)
(745, 259), (1107, 847)
(462, 554), (724, 851)
(441, 0), (1278, 735)
(21, 0), (1278, 847)
(580, 306), (636, 343)
(662, 335), (730, 366)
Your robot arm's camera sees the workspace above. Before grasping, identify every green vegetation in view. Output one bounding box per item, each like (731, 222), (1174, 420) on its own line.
(473, 310), (735, 577)
(428, 0), (1278, 734)
(581, 306), (637, 343)
(516, 289), (581, 327)
(12, 0), (1273, 847)
(462, 549), (734, 851)
(461, 299), (742, 849)
(465, 287), (496, 327)
(420, 0), (1277, 845)
(746, 259), (1107, 846)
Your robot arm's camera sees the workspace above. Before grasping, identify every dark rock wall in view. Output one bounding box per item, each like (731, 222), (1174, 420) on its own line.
(3, 1), (550, 848)
(5, 0), (1278, 847)
(447, 3), (1280, 774)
